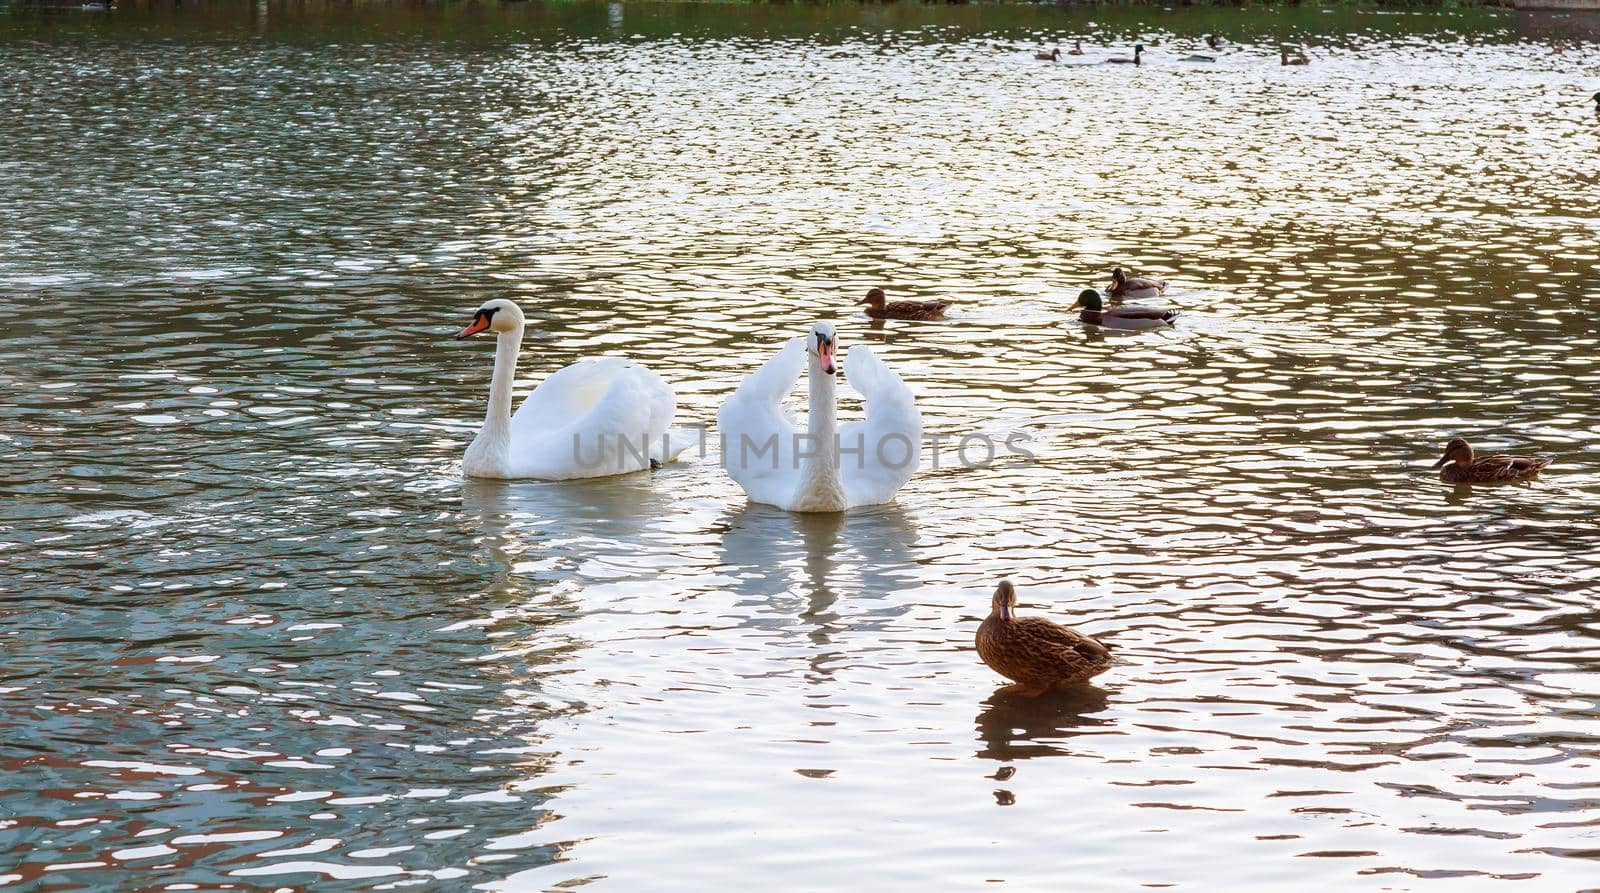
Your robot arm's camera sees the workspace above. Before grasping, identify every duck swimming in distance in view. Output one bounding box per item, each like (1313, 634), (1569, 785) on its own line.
(1108, 266), (1168, 298)
(1108, 44), (1144, 66)
(1035, 47), (1060, 61)
(856, 287), (951, 321)
(1432, 438), (1551, 483)
(976, 580), (1115, 696)
(1070, 289), (1178, 330)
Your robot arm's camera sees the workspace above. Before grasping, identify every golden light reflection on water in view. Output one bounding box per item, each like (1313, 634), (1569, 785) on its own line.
(1, 2), (1599, 889)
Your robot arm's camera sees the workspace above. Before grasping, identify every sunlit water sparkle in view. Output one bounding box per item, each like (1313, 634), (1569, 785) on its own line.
(3, 3), (1600, 890)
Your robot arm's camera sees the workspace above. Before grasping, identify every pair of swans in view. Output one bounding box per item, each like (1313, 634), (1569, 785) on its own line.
(455, 299), (920, 513)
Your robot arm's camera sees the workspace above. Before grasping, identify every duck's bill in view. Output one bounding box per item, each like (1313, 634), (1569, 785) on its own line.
(1431, 455), (1448, 468)
(456, 317), (491, 339)
(853, 297), (868, 305)
(1067, 303), (1083, 312)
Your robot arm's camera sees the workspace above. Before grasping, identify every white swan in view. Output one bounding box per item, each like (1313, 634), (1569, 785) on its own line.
(455, 299), (691, 480)
(717, 322), (921, 513)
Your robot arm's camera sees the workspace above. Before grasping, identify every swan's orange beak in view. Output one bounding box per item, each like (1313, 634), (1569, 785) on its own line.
(456, 314), (491, 339)
(818, 338), (836, 375)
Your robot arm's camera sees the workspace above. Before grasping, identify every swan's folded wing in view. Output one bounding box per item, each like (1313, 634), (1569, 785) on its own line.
(509, 357), (678, 479)
(512, 357), (642, 425)
(716, 337), (804, 506)
(655, 427), (702, 465)
(837, 345), (922, 507)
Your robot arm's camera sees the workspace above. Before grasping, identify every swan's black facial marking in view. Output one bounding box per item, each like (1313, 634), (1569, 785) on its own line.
(455, 305), (500, 339)
(813, 330), (838, 375)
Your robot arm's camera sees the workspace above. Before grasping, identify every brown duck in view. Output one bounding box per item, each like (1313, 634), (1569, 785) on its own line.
(1108, 266), (1167, 298)
(976, 580), (1114, 696)
(856, 288), (951, 321)
(1432, 438), (1551, 483)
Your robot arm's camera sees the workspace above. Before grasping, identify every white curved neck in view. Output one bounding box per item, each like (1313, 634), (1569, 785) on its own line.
(464, 324), (523, 477)
(484, 325), (524, 431)
(791, 352), (847, 512)
(805, 354), (838, 459)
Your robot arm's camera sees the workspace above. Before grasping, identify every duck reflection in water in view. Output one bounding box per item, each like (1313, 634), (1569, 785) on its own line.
(715, 503), (920, 653)
(974, 684), (1112, 762)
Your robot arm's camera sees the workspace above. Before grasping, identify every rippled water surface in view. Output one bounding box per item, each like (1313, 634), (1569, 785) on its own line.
(4, 2), (1600, 889)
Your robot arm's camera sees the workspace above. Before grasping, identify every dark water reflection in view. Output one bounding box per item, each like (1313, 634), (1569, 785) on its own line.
(3, 1), (1600, 889)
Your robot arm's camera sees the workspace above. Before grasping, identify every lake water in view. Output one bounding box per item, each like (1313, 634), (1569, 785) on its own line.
(3, 2), (1600, 889)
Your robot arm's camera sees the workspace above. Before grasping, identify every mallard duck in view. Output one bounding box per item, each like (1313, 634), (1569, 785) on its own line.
(1035, 48), (1060, 62)
(1206, 34), (1227, 50)
(976, 580), (1114, 696)
(1432, 438), (1551, 483)
(1281, 46), (1310, 66)
(1070, 289), (1177, 330)
(856, 288), (950, 321)
(1107, 44), (1144, 66)
(1592, 91), (1600, 113)
(1108, 266), (1167, 298)
(1067, 39), (1085, 56)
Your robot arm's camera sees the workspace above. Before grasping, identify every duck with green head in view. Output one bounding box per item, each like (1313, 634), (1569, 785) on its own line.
(1069, 289), (1177, 330)
(1108, 44), (1144, 66)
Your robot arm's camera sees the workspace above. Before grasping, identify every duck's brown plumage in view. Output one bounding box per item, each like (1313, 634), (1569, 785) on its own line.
(1433, 438), (1551, 483)
(976, 580), (1113, 696)
(1108, 266), (1167, 297)
(857, 288), (950, 321)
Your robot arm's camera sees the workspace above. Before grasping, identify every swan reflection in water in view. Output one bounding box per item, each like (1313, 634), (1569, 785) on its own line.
(457, 473), (695, 670)
(461, 474), (690, 583)
(715, 503), (921, 650)
(975, 684), (1114, 763)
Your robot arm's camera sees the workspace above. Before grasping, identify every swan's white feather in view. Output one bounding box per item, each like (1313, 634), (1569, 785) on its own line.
(716, 336), (920, 511)
(716, 336), (806, 508)
(837, 345), (922, 507)
(498, 357), (681, 480)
